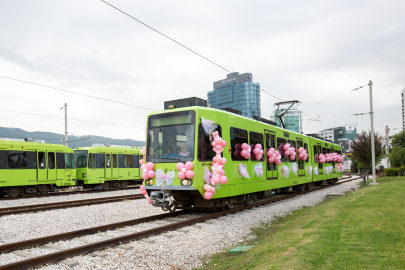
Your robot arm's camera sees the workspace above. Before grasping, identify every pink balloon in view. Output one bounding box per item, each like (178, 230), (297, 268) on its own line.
(139, 159), (145, 165)
(140, 185), (145, 191)
(211, 141), (217, 147)
(284, 150), (291, 156)
(147, 198), (152, 204)
(221, 140), (227, 147)
(269, 156), (275, 163)
(255, 144), (262, 149)
(245, 153), (251, 159)
(185, 170), (194, 179)
(276, 159), (281, 165)
(177, 172), (185, 180)
(241, 150), (248, 157)
(219, 175), (228, 184)
(142, 190), (147, 195)
(204, 191), (213, 200)
(298, 148), (303, 154)
(147, 170), (155, 178)
(221, 158), (227, 164)
(283, 143), (290, 151)
(140, 149), (145, 155)
(204, 184), (211, 191)
(253, 148), (260, 155)
(185, 161), (193, 170)
(216, 145), (222, 150)
(219, 170), (225, 176)
(290, 155), (296, 160)
(212, 176), (220, 184)
(303, 156), (307, 161)
(140, 164), (146, 171)
(215, 137), (222, 145)
(241, 143), (249, 150)
(256, 154), (263, 160)
(215, 166), (223, 174)
(146, 162), (154, 170)
(142, 172), (148, 180)
(176, 162), (185, 171)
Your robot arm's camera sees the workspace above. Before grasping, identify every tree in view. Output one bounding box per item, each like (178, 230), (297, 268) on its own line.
(391, 131), (405, 148)
(389, 147), (405, 168)
(351, 130), (384, 186)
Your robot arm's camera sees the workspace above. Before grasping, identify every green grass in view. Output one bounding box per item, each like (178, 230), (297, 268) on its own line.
(200, 177), (405, 270)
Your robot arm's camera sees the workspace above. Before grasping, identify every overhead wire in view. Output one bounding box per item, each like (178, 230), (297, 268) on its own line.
(0, 108), (144, 129)
(0, 75), (156, 111)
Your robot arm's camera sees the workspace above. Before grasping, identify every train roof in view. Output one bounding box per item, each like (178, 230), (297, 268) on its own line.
(75, 146), (141, 153)
(0, 140), (73, 151)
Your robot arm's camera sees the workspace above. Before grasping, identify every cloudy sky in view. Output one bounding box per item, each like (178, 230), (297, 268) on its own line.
(0, 0), (404, 141)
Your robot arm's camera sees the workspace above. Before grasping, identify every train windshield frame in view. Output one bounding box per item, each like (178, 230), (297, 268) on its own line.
(74, 150), (88, 168)
(147, 110), (196, 163)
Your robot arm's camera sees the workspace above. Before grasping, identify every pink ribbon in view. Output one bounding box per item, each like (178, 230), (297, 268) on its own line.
(203, 166), (212, 184)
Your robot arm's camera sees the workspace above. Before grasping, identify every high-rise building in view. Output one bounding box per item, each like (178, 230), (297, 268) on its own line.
(317, 125), (357, 154)
(269, 109), (302, 134)
(207, 72), (260, 118)
(401, 87), (405, 131)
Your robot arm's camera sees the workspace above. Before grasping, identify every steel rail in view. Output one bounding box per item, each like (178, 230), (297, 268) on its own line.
(0, 194), (144, 216)
(0, 176), (362, 270)
(0, 185), (141, 201)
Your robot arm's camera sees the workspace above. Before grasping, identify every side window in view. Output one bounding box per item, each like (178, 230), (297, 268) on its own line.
(8, 151), (27, 169)
(64, 153), (71, 169)
(133, 155), (139, 168)
(70, 153), (76, 169)
(230, 128), (248, 160)
(92, 153), (96, 168)
(250, 131), (264, 161)
(0, 151), (6, 169)
(27, 151), (37, 169)
(304, 143), (309, 163)
(88, 153), (93, 168)
(198, 124), (222, 161)
(106, 154), (111, 168)
(96, 154), (105, 168)
(48, 152), (55, 169)
(56, 153), (65, 169)
(126, 155), (134, 168)
(288, 140), (296, 163)
(118, 154), (125, 168)
(38, 152), (46, 169)
(313, 145), (318, 163)
(319, 146), (323, 169)
(277, 138), (287, 162)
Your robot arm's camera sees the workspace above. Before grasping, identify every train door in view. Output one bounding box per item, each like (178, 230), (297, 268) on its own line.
(105, 153), (111, 178)
(296, 139), (305, 176)
(47, 152), (56, 180)
(37, 151), (47, 181)
(265, 131), (278, 179)
(112, 154), (118, 178)
(318, 144), (323, 174)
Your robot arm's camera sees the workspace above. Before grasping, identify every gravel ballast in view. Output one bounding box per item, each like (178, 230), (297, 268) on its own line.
(0, 178), (362, 269)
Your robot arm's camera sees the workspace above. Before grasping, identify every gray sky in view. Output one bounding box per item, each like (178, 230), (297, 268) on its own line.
(1, 0), (404, 141)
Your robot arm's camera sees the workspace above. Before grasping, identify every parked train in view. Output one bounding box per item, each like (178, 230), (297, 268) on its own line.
(0, 140), (143, 197)
(143, 99), (344, 211)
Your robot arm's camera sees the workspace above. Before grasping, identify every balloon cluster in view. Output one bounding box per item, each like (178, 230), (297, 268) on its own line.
(204, 131), (228, 200)
(282, 143), (296, 160)
(317, 153), (326, 163)
(139, 185), (152, 204)
(252, 144), (264, 160)
(333, 153), (344, 163)
(234, 143), (251, 160)
(337, 163), (344, 172)
(141, 162), (155, 180)
(267, 148), (282, 165)
(177, 161), (194, 179)
(139, 147), (146, 165)
(297, 147), (308, 161)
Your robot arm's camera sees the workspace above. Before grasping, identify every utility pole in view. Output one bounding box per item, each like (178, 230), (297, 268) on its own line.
(64, 103), (68, 147)
(369, 81), (377, 185)
(385, 125), (390, 168)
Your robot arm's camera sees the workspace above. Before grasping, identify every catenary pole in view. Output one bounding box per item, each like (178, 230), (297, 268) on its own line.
(369, 81), (377, 185)
(64, 103), (68, 147)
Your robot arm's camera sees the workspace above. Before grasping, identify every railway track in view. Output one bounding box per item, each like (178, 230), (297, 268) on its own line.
(0, 194), (144, 217)
(0, 185), (141, 201)
(0, 176), (361, 270)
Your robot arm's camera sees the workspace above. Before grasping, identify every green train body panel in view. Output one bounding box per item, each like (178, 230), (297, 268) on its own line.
(0, 140), (75, 188)
(74, 146), (142, 185)
(145, 107), (342, 200)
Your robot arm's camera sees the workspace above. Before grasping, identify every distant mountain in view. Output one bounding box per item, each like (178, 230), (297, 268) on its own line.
(0, 127), (145, 149)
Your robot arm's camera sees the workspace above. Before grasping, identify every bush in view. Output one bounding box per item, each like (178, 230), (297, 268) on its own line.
(385, 168), (400, 176)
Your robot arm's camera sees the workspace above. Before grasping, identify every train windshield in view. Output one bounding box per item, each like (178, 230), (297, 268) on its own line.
(74, 150), (88, 168)
(147, 110), (196, 163)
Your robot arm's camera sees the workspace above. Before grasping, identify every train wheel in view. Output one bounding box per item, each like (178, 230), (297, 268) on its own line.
(102, 181), (110, 190)
(39, 190), (49, 195)
(120, 181), (128, 189)
(8, 187), (20, 197)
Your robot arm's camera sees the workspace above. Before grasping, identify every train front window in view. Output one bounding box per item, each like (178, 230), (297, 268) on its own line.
(74, 150), (88, 168)
(147, 111), (196, 163)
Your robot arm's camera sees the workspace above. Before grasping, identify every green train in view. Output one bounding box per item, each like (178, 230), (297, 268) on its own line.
(143, 100), (343, 211)
(74, 146), (143, 190)
(0, 140), (76, 197)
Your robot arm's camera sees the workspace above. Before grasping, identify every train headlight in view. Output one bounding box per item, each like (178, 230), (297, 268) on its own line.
(145, 179), (154, 186)
(82, 173), (87, 178)
(181, 179), (193, 187)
